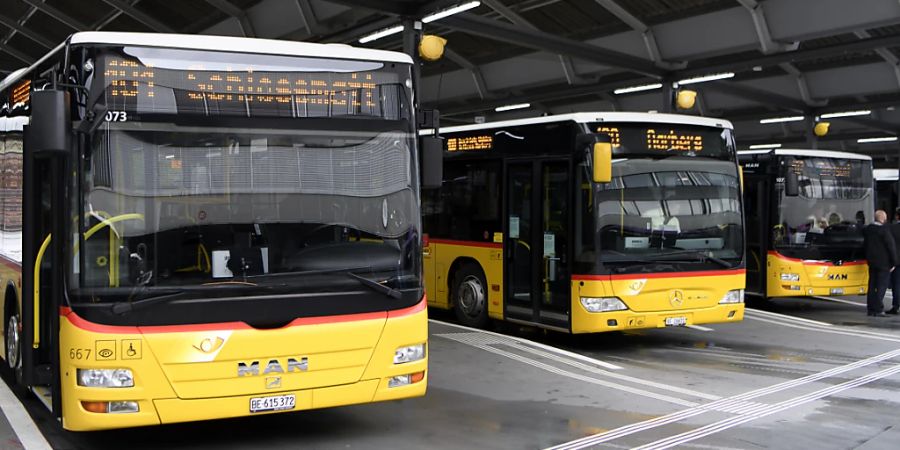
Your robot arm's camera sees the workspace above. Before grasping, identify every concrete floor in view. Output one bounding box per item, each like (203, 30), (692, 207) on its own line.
(4, 295), (900, 449)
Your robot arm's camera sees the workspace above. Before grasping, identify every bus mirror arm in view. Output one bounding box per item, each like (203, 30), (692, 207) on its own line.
(76, 102), (108, 135)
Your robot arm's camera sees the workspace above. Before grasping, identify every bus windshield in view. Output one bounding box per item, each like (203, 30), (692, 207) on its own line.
(69, 46), (420, 304)
(582, 158), (743, 273)
(773, 157), (873, 261)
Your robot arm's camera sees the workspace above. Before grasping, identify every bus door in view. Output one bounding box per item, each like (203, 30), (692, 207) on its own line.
(22, 154), (64, 416)
(744, 176), (768, 295)
(504, 158), (571, 330)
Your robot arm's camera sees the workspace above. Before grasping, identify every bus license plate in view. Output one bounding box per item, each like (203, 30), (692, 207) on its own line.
(830, 288), (843, 295)
(665, 317), (687, 327)
(250, 394), (295, 413)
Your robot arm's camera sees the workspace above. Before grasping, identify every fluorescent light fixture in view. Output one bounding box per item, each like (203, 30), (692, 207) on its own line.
(748, 143), (782, 149)
(358, 25), (404, 44)
(613, 83), (663, 95)
(857, 136), (898, 143)
(759, 115), (804, 124)
(820, 110), (871, 119)
(495, 103), (530, 112)
(678, 72), (735, 85)
(423, 1), (481, 23)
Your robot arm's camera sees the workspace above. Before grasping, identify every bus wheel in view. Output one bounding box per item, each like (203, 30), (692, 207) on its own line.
(452, 264), (489, 328)
(5, 313), (21, 374)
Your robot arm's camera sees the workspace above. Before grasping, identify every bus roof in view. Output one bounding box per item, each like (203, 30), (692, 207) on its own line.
(738, 148), (872, 161)
(1, 32), (412, 92)
(423, 112), (733, 135)
(70, 32), (413, 63)
(874, 168), (899, 181)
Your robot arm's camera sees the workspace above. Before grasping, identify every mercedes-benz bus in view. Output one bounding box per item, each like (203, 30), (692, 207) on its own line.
(422, 113), (745, 333)
(739, 149), (873, 298)
(0, 32), (434, 430)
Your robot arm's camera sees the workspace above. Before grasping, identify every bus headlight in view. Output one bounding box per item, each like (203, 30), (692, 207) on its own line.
(393, 344), (426, 364)
(780, 273), (800, 281)
(719, 289), (744, 304)
(580, 297), (627, 312)
(77, 369), (134, 388)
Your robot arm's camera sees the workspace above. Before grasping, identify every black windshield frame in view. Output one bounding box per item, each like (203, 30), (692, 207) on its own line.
(771, 156), (873, 262)
(65, 44), (423, 326)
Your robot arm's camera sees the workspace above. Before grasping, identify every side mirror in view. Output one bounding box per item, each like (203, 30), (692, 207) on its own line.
(592, 141), (612, 183)
(25, 90), (71, 157)
(420, 135), (443, 189)
(785, 171), (799, 197)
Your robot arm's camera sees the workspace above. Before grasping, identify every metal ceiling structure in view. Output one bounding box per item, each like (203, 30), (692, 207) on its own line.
(3, 0), (900, 164)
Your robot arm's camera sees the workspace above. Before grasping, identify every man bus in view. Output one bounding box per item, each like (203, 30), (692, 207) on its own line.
(739, 149), (873, 298)
(422, 113), (745, 333)
(0, 31), (435, 431)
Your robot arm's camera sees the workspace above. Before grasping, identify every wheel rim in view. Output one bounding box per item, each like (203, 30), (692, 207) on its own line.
(457, 275), (485, 318)
(7, 315), (19, 369)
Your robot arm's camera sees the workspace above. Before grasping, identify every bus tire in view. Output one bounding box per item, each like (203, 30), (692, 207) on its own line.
(4, 305), (22, 384)
(452, 264), (489, 328)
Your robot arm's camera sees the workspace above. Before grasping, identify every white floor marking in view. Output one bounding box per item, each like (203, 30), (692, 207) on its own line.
(437, 332), (699, 407)
(634, 362), (900, 449)
(0, 377), (52, 450)
(745, 308), (833, 327)
(429, 319), (623, 370)
(744, 315), (900, 343)
(686, 325), (714, 332)
(438, 332), (720, 401)
(546, 347), (900, 450)
(811, 296), (867, 307)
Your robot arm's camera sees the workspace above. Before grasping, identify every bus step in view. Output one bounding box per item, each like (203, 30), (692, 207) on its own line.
(31, 385), (53, 411)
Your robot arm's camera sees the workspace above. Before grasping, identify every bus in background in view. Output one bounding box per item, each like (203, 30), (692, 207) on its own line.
(739, 149), (873, 299)
(874, 168), (898, 214)
(0, 31), (436, 431)
(422, 113), (745, 333)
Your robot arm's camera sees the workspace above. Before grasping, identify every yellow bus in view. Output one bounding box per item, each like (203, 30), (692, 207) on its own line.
(739, 149), (873, 298)
(422, 113), (745, 333)
(0, 31), (435, 430)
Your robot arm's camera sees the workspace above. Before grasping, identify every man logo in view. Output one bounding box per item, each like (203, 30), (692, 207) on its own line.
(266, 377), (282, 389)
(238, 357), (309, 377)
(827, 273), (848, 281)
(669, 289), (685, 308)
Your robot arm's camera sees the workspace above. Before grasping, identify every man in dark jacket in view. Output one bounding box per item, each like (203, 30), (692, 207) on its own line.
(864, 210), (897, 317)
(889, 208), (900, 314)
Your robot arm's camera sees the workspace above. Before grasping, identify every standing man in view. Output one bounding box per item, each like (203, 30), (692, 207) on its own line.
(863, 210), (897, 317)
(888, 208), (900, 314)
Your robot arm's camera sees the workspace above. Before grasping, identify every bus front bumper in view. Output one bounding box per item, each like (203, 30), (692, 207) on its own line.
(572, 303), (745, 334)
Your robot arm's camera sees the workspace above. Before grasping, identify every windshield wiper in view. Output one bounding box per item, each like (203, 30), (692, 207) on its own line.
(651, 250), (733, 268)
(111, 290), (187, 315)
(347, 272), (402, 299)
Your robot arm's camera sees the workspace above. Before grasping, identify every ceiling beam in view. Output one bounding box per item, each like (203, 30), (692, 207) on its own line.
(444, 47), (494, 99)
(678, 32), (900, 78)
(20, 0), (87, 30)
(480, 0), (588, 85)
(440, 13), (666, 77)
(100, 0), (175, 33)
(205, 0), (256, 37)
(0, 43), (35, 65)
(0, 13), (55, 48)
(592, 0), (674, 67)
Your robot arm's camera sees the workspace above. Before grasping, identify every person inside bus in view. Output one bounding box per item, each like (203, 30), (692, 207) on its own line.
(863, 210), (897, 317)
(642, 204), (680, 248)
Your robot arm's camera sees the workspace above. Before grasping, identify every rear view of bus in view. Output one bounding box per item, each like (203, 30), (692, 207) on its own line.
(740, 149), (873, 298)
(0, 32), (427, 431)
